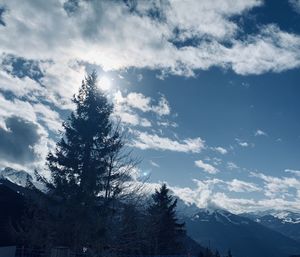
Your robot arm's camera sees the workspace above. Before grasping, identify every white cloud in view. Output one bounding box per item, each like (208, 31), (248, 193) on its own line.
(212, 146), (228, 154)
(113, 91), (152, 127)
(227, 161), (239, 170)
(1, 0), (300, 81)
(285, 169), (300, 176)
(113, 90), (172, 128)
(239, 142), (249, 147)
(157, 120), (178, 128)
(33, 103), (63, 132)
(0, 69), (42, 98)
(149, 160), (160, 168)
(170, 179), (263, 213)
(235, 138), (250, 147)
(225, 25), (300, 75)
(152, 96), (171, 116)
(0, 94), (62, 133)
(170, 178), (300, 214)
(121, 92), (152, 112)
(113, 109), (151, 127)
(255, 129), (267, 136)
(251, 171), (300, 198)
(131, 131), (205, 153)
(171, 178), (222, 207)
(227, 179), (261, 192)
(114, 91), (170, 116)
(195, 160), (219, 174)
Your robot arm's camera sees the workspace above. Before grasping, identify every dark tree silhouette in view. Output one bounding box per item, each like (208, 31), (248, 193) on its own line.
(38, 72), (138, 251)
(47, 72), (124, 202)
(116, 204), (145, 255)
(146, 183), (185, 255)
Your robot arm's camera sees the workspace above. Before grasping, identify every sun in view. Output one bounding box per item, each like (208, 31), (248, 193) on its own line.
(99, 75), (113, 91)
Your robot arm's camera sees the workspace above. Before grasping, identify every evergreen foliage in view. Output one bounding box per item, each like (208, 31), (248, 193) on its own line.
(47, 72), (124, 203)
(146, 183), (186, 255)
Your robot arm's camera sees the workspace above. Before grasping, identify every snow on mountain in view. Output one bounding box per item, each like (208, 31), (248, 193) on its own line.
(0, 167), (45, 191)
(176, 198), (300, 257)
(185, 208), (300, 257)
(241, 210), (300, 242)
(270, 210), (300, 224)
(0, 167), (33, 187)
(243, 210), (300, 224)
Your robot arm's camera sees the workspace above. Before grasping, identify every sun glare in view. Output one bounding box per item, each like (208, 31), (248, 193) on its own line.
(99, 75), (113, 91)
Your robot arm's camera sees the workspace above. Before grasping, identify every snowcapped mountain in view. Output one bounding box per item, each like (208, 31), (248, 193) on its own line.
(243, 210), (300, 224)
(176, 198), (202, 218)
(241, 210), (300, 242)
(184, 208), (300, 257)
(0, 167), (45, 191)
(0, 167), (33, 187)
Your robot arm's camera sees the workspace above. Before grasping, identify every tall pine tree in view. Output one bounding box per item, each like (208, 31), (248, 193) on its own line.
(147, 183), (185, 255)
(47, 72), (123, 203)
(45, 72), (134, 251)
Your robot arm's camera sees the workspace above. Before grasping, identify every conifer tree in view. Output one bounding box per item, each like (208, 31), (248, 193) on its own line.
(116, 204), (143, 254)
(47, 72), (124, 203)
(147, 183), (185, 255)
(45, 72), (135, 251)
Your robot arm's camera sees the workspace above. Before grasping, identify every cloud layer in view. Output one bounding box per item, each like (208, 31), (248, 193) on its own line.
(1, 0), (300, 79)
(170, 172), (300, 214)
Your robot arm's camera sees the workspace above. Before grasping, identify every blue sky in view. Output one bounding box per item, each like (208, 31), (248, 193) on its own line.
(1, 0), (300, 213)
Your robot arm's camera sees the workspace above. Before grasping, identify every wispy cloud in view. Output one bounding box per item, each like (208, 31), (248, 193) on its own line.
(227, 179), (261, 192)
(195, 160), (219, 174)
(285, 169), (300, 176)
(131, 131), (205, 153)
(212, 146), (228, 154)
(149, 160), (160, 168)
(227, 161), (239, 170)
(235, 138), (252, 147)
(255, 129), (267, 136)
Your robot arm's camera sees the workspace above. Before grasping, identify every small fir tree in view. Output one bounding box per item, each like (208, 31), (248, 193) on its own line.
(147, 183), (185, 255)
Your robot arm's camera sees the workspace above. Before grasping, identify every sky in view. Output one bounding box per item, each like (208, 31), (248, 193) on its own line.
(1, 0), (300, 214)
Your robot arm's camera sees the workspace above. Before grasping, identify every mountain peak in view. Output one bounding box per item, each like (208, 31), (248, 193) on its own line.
(0, 167), (33, 187)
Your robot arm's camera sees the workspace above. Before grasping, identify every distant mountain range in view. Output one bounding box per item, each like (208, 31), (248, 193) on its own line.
(241, 211), (300, 242)
(1, 167), (300, 257)
(184, 208), (300, 257)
